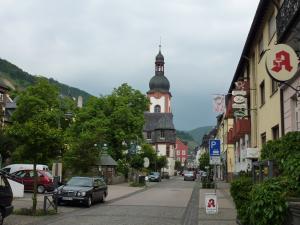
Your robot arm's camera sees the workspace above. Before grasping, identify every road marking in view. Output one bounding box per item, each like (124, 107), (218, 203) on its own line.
(181, 181), (200, 225)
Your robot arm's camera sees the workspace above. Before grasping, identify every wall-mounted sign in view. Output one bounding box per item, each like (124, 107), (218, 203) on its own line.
(233, 95), (245, 104)
(234, 110), (247, 118)
(266, 44), (299, 82)
(232, 103), (247, 109)
(232, 90), (246, 96)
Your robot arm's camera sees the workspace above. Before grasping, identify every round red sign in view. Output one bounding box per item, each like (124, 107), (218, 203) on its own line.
(265, 44), (299, 82)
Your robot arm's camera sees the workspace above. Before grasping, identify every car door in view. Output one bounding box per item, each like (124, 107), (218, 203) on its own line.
(23, 170), (34, 191)
(99, 179), (107, 196)
(93, 179), (102, 201)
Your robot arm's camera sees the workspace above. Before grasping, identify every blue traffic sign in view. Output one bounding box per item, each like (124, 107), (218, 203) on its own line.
(209, 139), (221, 156)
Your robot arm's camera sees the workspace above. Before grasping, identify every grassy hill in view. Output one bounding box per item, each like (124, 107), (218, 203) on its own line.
(0, 58), (92, 102)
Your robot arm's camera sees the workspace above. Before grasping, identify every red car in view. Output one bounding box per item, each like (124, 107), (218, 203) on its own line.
(12, 169), (54, 193)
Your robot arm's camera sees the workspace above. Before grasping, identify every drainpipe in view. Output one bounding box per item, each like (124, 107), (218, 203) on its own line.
(280, 88), (285, 136)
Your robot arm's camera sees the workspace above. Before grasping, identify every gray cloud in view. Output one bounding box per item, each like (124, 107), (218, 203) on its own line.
(0, 0), (259, 130)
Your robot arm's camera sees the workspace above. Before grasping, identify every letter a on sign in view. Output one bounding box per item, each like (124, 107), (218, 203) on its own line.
(266, 44), (298, 82)
(272, 50), (293, 72)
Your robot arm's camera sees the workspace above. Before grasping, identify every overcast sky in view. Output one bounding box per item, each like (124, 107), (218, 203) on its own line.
(0, 0), (260, 131)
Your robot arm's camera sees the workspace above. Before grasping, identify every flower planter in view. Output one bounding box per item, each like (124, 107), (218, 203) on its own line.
(286, 197), (300, 225)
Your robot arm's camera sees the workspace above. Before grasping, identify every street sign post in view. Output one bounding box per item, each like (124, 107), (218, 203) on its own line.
(209, 140), (221, 157)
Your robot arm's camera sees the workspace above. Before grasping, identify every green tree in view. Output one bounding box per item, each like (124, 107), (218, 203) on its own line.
(156, 156), (168, 171)
(0, 130), (17, 166)
(63, 96), (109, 175)
(63, 83), (149, 174)
(140, 144), (156, 171)
(105, 83), (149, 160)
(198, 151), (210, 171)
(7, 78), (64, 214)
(175, 160), (182, 171)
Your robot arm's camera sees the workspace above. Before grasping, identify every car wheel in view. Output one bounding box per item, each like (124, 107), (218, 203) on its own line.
(37, 185), (45, 194)
(0, 210), (4, 225)
(101, 192), (107, 203)
(86, 196), (92, 208)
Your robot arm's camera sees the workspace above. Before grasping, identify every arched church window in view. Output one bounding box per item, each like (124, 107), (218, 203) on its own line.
(154, 105), (161, 113)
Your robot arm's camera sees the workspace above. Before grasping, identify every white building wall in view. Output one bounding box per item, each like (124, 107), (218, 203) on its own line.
(150, 96), (165, 113)
(155, 144), (175, 176)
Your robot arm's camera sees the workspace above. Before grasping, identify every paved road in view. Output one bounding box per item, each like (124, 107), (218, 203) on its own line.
(25, 176), (196, 225)
(5, 177), (236, 225)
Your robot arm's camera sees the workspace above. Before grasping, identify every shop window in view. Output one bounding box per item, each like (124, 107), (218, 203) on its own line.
(272, 125), (279, 140)
(147, 132), (151, 139)
(261, 132), (266, 146)
(271, 79), (278, 94)
(268, 12), (276, 41)
(166, 146), (170, 157)
(259, 36), (264, 59)
(260, 80), (265, 106)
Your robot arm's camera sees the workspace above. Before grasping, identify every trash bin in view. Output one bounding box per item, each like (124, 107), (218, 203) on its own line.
(138, 175), (145, 185)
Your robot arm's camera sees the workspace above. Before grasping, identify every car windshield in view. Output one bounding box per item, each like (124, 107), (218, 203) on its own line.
(66, 177), (93, 187)
(186, 171), (194, 175)
(150, 172), (159, 176)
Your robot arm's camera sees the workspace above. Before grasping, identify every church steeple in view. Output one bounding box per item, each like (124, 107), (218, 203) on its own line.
(149, 45), (170, 93)
(155, 45), (164, 76)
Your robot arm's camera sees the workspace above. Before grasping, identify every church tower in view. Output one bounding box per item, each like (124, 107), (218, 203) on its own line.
(147, 45), (172, 113)
(143, 46), (176, 175)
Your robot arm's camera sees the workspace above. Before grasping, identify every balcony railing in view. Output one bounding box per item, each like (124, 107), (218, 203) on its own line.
(277, 0), (300, 40)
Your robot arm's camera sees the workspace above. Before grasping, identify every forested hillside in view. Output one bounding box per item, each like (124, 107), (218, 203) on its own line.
(0, 58), (92, 102)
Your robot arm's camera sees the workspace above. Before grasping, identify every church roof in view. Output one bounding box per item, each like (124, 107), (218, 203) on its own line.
(143, 112), (175, 131)
(149, 75), (170, 92)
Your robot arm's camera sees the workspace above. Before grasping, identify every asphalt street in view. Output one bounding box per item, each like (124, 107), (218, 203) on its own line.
(24, 176), (197, 225)
(7, 176), (236, 225)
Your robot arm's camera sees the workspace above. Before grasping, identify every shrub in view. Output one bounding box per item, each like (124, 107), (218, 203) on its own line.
(249, 177), (288, 225)
(202, 180), (215, 189)
(230, 176), (253, 224)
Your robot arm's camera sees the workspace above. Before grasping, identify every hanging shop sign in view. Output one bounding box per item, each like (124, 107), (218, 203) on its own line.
(266, 44), (299, 82)
(232, 90), (247, 96)
(233, 95), (245, 104)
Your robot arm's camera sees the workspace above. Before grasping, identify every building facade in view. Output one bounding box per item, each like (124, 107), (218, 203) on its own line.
(175, 138), (188, 166)
(215, 0), (300, 177)
(143, 47), (176, 175)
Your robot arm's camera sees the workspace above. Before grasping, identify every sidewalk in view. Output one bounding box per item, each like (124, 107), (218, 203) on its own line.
(4, 182), (148, 225)
(198, 182), (237, 225)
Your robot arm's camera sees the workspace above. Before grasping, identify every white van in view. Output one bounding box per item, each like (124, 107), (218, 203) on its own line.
(2, 164), (49, 174)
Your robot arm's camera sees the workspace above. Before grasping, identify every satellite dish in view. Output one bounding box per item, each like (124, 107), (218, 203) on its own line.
(143, 157), (150, 168)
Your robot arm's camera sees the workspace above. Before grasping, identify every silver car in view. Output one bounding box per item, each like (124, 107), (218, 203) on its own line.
(184, 171), (195, 181)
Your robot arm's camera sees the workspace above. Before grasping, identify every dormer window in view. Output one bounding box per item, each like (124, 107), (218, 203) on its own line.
(154, 105), (161, 113)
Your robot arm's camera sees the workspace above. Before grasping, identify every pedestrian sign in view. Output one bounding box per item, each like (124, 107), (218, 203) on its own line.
(205, 193), (218, 214)
(209, 139), (221, 156)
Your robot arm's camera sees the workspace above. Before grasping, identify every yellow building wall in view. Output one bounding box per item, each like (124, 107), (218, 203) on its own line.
(254, 10), (281, 152)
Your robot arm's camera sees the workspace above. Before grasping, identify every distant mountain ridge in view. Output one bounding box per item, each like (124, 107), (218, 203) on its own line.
(0, 58), (92, 102)
(176, 125), (214, 152)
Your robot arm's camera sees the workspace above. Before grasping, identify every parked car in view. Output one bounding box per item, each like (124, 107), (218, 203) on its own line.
(12, 169), (54, 193)
(161, 172), (170, 179)
(55, 176), (108, 207)
(2, 164), (49, 174)
(148, 172), (161, 182)
(184, 171), (195, 181)
(0, 171), (14, 225)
